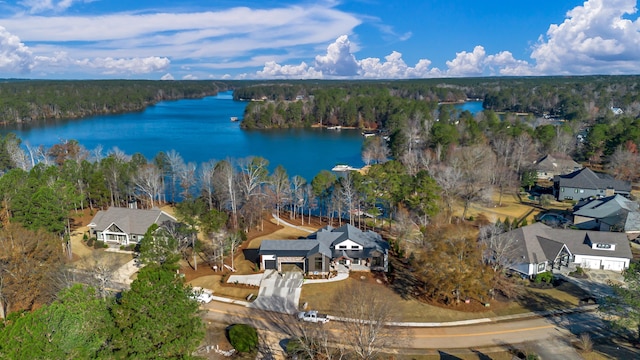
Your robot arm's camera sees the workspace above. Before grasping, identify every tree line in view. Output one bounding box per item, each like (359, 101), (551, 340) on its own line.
(0, 80), (226, 124)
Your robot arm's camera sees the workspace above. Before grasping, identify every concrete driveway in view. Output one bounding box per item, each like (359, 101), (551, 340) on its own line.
(248, 270), (303, 314)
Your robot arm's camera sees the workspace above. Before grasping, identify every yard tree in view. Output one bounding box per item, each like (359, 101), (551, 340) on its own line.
(602, 262), (640, 342)
(403, 170), (440, 227)
(0, 284), (114, 359)
(137, 223), (180, 266)
(333, 280), (404, 360)
(0, 224), (65, 318)
(339, 172), (357, 226)
(199, 159), (217, 210)
(269, 165), (291, 223)
(110, 262), (204, 359)
(213, 159), (239, 229)
(311, 170), (336, 220)
(290, 175), (306, 223)
(479, 223), (524, 299)
(165, 149), (185, 203)
(134, 163), (163, 208)
(238, 156), (269, 229)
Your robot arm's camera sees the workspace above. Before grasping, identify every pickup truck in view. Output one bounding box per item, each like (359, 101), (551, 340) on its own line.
(297, 310), (330, 324)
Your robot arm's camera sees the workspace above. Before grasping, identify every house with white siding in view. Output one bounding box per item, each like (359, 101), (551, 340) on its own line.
(495, 222), (632, 277)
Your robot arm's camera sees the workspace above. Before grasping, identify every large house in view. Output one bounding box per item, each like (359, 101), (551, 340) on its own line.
(553, 167), (631, 201)
(259, 224), (389, 275)
(532, 154), (582, 180)
(573, 195), (640, 236)
(88, 207), (177, 246)
(494, 222), (632, 277)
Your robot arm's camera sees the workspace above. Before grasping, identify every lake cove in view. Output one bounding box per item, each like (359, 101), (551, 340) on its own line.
(0, 91), (364, 181)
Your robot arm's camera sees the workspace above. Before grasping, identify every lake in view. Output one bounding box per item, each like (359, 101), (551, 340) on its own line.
(0, 91), (364, 181)
(454, 101), (484, 114)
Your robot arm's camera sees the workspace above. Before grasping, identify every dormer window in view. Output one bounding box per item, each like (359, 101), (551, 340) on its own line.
(592, 243), (615, 251)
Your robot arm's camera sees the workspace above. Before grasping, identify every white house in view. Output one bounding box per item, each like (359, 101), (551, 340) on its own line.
(494, 222), (632, 277)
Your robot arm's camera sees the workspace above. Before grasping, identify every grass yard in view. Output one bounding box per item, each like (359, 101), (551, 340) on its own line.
(300, 273), (590, 323)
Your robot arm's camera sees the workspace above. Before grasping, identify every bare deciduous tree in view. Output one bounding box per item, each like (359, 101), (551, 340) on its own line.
(199, 159), (217, 210)
(134, 164), (163, 208)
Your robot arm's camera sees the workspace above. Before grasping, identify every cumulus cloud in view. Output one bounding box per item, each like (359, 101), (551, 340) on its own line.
(314, 35), (360, 76)
(0, 26), (34, 73)
(182, 74), (198, 80)
(531, 0), (640, 74)
(256, 61), (323, 79)
(74, 56), (170, 75)
(161, 73), (174, 80)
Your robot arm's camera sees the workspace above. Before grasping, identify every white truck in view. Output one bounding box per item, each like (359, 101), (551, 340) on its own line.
(297, 310), (330, 324)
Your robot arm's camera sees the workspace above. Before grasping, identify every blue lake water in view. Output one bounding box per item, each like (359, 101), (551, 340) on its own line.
(0, 91), (364, 181)
(454, 101), (484, 114)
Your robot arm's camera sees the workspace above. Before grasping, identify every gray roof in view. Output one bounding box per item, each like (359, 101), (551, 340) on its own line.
(554, 167), (631, 193)
(534, 154), (582, 173)
(88, 207), (176, 235)
(259, 239), (331, 258)
(499, 222), (632, 264)
(261, 223), (388, 259)
(574, 195), (640, 232)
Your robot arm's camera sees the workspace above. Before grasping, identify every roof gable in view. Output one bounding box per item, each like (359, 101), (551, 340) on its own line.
(89, 207), (176, 235)
(555, 168), (631, 192)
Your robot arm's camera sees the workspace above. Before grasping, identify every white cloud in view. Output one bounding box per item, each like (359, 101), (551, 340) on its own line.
(256, 61), (323, 79)
(314, 35), (359, 76)
(19, 0), (92, 14)
(75, 56), (170, 75)
(359, 51), (438, 78)
(182, 74), (198, 80)
(0, 26), (34, 73)
(445, 46), (486, 76)
(531, 0), (640, 74)
(161, 73), (174, 80)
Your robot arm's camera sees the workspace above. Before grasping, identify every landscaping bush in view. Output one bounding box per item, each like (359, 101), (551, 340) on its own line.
(94, 240), (108, 249)
(533, 272), (553, 284)
(86, 238), (95, 247)
(228, 324), (258, 353)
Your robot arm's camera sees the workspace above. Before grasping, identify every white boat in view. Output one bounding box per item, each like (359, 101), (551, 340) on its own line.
(230, 116), (239, 122)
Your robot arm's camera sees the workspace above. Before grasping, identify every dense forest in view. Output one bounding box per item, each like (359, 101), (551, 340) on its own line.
(0, 80), (228, 124)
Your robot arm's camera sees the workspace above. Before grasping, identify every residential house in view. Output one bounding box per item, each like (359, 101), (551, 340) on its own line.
(532, 154), (582, 180)
(573, 195), (640, 236)
(88, 207), (177, 246)
(495, 222), (631, 277)
(259, 224), (389, 275)
(553, 167), (631, 201)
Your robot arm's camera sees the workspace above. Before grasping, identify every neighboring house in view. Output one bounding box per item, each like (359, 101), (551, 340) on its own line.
(532, 154), (582, 180)
(611, 107), (624, 115)
(259, 224), (389, 275)
(573, 195), (640, 235)
(553, 167), (631, 201)
(496, 222), (632, 277)
(88, 207), (177, 246)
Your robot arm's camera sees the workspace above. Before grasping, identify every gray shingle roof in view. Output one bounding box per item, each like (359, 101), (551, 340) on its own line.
(499, 222), (632, 264)
(554, 167), (631, 193)
(88, 207), (176, 235)
(534, 154), (581, 173)
(574, 194), (639, 218)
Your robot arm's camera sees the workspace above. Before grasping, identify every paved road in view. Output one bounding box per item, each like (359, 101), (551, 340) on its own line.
(200, 300), (612, 358)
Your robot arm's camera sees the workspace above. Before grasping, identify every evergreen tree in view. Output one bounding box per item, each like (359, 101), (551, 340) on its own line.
(110, 262), (204, 359)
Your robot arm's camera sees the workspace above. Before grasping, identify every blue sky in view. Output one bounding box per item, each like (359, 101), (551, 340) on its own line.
(0, 0), (639, 79)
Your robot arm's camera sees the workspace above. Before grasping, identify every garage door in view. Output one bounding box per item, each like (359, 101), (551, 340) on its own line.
(581, 258), (601, 270)
(602, 260), (625, 271)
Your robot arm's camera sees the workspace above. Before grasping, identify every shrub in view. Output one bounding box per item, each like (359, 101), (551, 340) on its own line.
(534, 272), (553, 284)
(228, 324), (258, 353)
(83, 233), (88, 241)
(285, 338), (305, 356)
(86, 238), (95, 247)
(94, 240), (108, 249)
(577, 333), (593, 353)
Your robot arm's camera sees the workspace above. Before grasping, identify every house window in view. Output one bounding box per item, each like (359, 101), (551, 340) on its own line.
(352, 259), (360, 265)
(314, 257), (323, 269)
(574, 189), (579, 193)
(372, 257), (382, 267)
(338, 245), (347, 249)
(537, 263), (546, 272)
(561, 187), (565, 192)
(579, 189), (584, 193)
(351, 245), (360, 250)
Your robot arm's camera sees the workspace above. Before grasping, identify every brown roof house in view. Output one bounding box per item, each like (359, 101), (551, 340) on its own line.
(493, 222), (632, 277)
(532, 154), (582, 180)
(88, 207), (177, 246)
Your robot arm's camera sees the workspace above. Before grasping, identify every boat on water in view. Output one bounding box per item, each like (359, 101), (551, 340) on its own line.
(326, 125), (341, 130)
(230, 116), (239, 122)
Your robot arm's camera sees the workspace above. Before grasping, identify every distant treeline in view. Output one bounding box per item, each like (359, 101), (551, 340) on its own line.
(0, 80), (229, 124)
(233, 76), (640, 129)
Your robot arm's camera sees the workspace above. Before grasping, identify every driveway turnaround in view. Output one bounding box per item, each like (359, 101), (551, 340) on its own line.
(249, 270), (303, 314)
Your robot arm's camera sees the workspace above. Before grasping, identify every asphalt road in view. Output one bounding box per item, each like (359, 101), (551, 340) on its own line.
(199, 300), (612, 358)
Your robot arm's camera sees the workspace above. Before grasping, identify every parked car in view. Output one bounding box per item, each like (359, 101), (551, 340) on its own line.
(297, 310), (330, 324)
(191, 287), (214, 304)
